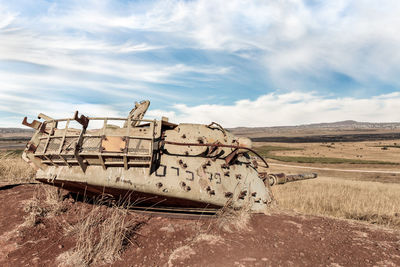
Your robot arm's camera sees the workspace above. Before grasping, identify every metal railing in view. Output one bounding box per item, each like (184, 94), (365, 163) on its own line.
(33, 116), (158, 171)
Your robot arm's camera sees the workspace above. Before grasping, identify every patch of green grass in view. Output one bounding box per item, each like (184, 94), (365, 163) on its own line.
(254, 145), (302, 156)
(267, 155), (398, 165)
(253, 145), (399, 165)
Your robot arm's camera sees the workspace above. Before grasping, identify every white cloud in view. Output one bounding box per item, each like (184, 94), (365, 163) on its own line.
(1, 0), (400, 128)
(5, 91), (399, 128)
(34, 0), (400, 87)
(146, 92), (400, 127)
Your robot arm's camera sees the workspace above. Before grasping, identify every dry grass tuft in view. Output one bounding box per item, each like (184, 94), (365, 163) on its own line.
(22, 185), (67, 227)
(23, 192), (48, 226)
(0, 152), (35, 184)
(215, 202), (252, 232)
(59, 200), (143, 266)
(273, 177), (400, 229)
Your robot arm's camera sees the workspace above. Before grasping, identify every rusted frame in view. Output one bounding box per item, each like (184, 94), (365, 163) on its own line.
(43, 155), (57, 166)
(97, 118), (108, 170)
(57, 119), (71, 167)
(147, 120), (156, 174)
(42, 120), (57, 156)
(123, 117), (131, 170)
(32, 115), (157, 169)
(87, 117), (154, 123)
(70, 117), (88, 172)
(57, 119), (70, 154)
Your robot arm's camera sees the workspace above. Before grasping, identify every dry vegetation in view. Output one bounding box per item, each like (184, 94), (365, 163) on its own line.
(215, 202), (252, 232)
(0, 151), (35, 184)
(23, 185), (66, 226)
(21, 185), (145, 266)
(59, 201), (144, 266)
(272, 177), (400, 229)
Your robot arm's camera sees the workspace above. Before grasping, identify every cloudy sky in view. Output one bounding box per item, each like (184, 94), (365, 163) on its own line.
(1, 0), (400, 127)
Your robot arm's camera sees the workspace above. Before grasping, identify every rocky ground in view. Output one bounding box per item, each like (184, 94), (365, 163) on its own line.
(0, 183), (399, 266)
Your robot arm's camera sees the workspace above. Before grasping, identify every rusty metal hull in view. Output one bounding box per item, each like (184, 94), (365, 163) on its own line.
(22, 101), (273, 213)
(36, 152), (271, 212)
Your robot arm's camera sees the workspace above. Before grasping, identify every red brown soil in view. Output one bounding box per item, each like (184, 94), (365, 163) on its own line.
(0, 184), (399, 267)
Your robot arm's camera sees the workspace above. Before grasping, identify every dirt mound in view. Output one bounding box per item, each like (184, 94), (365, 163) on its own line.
(0, 184), (399, 266)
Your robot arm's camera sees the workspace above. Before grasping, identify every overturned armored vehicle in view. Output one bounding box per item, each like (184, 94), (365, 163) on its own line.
(22, 101), (315, 213)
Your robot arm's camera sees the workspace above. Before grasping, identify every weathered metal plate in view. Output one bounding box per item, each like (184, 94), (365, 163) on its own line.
(102, 136), (126, 152)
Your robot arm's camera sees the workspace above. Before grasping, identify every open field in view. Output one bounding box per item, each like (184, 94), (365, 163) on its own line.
(254, 143), (400, 165)
(272, 177), (400, 229)
(255, 139), (400, 164)
(251, 134), (400, 228)
(1, 123), (400, 265)
(229, 120), (400, 138)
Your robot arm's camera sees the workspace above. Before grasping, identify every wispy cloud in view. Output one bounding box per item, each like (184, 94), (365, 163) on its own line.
(147, 92), (400, 127)
(0, 0), (399, 127)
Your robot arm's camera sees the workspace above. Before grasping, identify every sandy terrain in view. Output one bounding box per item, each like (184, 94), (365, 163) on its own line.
(0, 183), (399, 267)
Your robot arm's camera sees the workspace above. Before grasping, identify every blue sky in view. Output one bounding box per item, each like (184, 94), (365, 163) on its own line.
(1, 0), (400, 127)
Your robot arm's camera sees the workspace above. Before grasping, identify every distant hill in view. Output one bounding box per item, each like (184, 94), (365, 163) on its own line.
(0, 128), (34, 134)
(228, 120), (400, 139)
(0, 128), (34, 139)
(2, 120), (400, 139)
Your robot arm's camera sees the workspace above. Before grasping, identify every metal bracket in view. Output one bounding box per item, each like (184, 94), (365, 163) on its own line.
(74, 111), (89, 128)
(22, 117), (42, 130)
(26, 143), (37, 153)
(38, 113), (54, 121)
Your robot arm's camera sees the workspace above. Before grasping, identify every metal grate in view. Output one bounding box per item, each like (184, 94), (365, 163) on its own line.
(128, 139), (151, 155)
(36, 139), (47, 154)
(81, 137), (101, 152)
(62, 137), (77, 154)
(129, 156), (151, 162)
(47, 137), (62, 152)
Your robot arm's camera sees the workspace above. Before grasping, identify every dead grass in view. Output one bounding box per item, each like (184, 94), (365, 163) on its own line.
(22, 184), (66, 227)
(0, 152), (35, 183)
(59, 199), (143, 266)
(21, 184), (144, 266)
(273, 177), (400, 229)
(215, 202), (252, 232)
